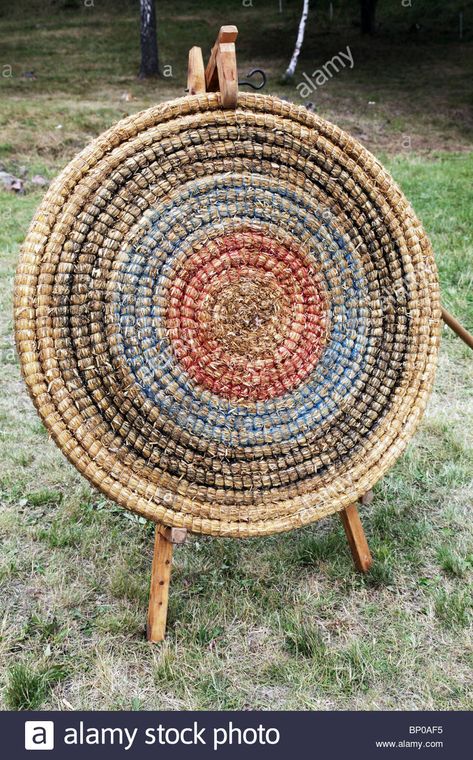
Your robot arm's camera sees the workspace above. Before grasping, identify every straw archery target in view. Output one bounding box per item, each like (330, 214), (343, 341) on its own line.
(15, 94), (441, 536)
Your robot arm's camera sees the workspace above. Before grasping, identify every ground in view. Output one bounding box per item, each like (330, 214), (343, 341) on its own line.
(0, 0), (472, 711)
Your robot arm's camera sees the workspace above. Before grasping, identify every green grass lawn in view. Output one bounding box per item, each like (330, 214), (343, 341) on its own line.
(0, 0), (472, 711)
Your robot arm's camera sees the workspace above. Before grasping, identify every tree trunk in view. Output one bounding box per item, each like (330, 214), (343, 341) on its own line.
(360, 0), (377, 35)
(284, 0), (310, 79)
(139, 0), (159, 78)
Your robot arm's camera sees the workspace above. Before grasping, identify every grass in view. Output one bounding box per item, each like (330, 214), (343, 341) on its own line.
(5, 662), (69, 711)
(0, 0), (472, 710)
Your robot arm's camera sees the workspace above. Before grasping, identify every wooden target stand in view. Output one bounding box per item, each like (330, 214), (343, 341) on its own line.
(146, 26), (473, 643)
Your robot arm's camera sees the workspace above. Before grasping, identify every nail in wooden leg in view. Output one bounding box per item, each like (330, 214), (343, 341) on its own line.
(147, 527), (174, 643)
(339, 503), (373, 573)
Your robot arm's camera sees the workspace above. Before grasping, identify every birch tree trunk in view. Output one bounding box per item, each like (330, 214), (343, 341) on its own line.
(284, 0), (310, 79)
(139, 0), (159, 78)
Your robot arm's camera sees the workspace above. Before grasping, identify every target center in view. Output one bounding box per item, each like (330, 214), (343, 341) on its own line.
(211, 279), (285, 358)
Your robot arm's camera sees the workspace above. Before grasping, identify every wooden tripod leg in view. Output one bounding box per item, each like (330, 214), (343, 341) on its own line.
(441, 307), (473, 351)
(339, 503), (373, 573)
(187, 46), (206, 94)
(147, 525), (187, 642)
(147, 527), (173, 643)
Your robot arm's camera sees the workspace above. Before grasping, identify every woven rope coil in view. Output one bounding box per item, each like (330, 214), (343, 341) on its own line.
(14, 93), (441, 536)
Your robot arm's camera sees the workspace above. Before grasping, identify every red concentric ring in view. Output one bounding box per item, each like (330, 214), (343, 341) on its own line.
(166, 229), (328, 400)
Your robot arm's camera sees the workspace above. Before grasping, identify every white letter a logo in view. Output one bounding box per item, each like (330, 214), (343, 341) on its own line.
(25, 721), (55, 750)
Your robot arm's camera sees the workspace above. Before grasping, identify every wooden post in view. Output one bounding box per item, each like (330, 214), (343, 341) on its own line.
(205, 25), (238, 93)
(216, 42), (238, 108)
(187, 46), (206, 95)
(147, 525), (187, 643)
(339, 502), (373, 573)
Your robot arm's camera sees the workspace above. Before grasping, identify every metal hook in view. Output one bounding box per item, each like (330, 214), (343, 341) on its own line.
(238, 68), (267, 90)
